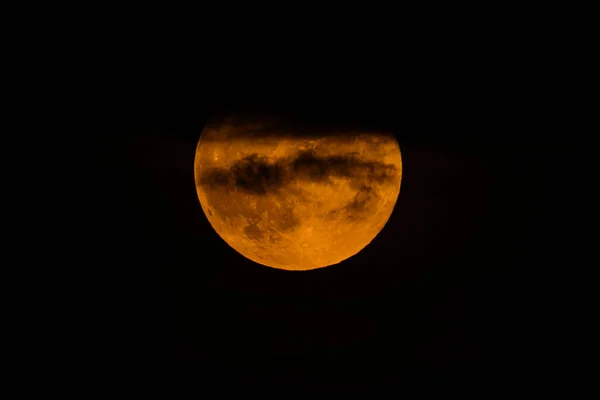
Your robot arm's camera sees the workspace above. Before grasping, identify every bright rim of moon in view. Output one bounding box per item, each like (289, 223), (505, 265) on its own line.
(194, 118), (402, 271)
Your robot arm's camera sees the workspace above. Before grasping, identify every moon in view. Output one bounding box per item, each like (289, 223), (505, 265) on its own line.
(194, 116), (402, 271)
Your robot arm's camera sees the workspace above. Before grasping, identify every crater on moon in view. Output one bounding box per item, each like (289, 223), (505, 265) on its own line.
(194, 116), (403, 271)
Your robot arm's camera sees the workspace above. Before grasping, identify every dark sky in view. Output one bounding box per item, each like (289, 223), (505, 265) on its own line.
(79, 45), (532, 392)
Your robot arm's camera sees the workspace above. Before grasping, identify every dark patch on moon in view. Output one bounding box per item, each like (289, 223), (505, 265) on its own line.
(199, 149), (398, 200)
(231, 154), (290, 195)
(348, 185), (376, 211)
(243, 222), (265, 241)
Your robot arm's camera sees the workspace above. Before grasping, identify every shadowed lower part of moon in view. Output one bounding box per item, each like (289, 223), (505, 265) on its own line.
(194, 122), (403, 271)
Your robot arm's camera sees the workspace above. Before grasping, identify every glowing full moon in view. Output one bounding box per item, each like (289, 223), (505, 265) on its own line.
(194, 117), (402, 271)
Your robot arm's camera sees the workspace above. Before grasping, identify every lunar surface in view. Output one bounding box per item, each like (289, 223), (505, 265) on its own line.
(194, 116), (403, 271)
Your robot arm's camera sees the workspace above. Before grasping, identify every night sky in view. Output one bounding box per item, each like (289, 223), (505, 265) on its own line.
(79, 51), (530, 393)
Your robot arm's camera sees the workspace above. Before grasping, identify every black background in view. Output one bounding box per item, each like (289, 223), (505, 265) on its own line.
(74, 23), (537, 393)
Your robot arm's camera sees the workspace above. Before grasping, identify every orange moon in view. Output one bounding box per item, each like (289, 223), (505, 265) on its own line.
(194, 118), (402, 271)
